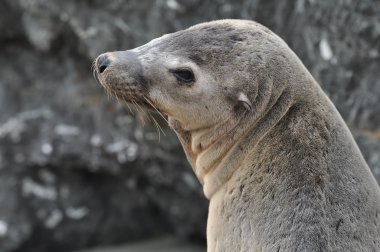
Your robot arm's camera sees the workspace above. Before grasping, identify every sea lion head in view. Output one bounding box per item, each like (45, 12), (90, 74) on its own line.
(94, 19), (303, 198)
(93, 20), (285, 132)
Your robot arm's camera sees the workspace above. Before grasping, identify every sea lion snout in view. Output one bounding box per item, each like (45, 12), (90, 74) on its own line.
(96, 54), (110, 73)
(95, 51), (141, 74)
(94, 50), (150, 105)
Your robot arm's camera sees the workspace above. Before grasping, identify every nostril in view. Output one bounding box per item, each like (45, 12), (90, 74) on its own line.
(97, 54), (110, 73)
(99, 64), (107, 73)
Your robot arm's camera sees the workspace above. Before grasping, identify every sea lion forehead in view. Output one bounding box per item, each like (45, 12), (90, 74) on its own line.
(176, 21), (251, 44)
(188, 19), (270, 37)
(133, 19), (272, 56)
(133, 20), (268, 65)
(189, 19), (254, 30)
(143, 21), (258, 65)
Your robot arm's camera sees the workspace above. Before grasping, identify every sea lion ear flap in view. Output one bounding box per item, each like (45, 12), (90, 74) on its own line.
(238, 92), (252, 112)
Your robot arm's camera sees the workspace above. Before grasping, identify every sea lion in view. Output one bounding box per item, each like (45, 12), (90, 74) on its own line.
(93, 19), (380, 251)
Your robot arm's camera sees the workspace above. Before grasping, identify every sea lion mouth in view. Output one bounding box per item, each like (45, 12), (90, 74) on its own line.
(93, 52), (170, 120)
(93, 65), (166, 115)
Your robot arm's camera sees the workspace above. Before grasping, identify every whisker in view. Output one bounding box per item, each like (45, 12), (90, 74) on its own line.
(132, 100), (146, 126)
(142, 96), (167, 140)
(105, 89), (111, 100)
(136, 102), (152, 123)
(135, 102), (150, 121)
(143, 96), (169, 125)
(151, 115), (161, 141)
(114, 93), (122, 106)
(121, 96), (134, 115)
(91, 61), (100, 84)
(150, 113), (166, 140)
(149, 111), (165, 135)
(92, 69), (99, 84)
(132, 97), (165, 140)
(112, 90), (121, 104)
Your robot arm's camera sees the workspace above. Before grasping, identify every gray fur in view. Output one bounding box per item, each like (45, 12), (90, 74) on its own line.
(94, 20), (380, 251)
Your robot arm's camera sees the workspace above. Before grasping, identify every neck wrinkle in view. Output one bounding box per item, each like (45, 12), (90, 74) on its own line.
(191, 117), (238, 155)
(191, 113), (247, 180)
(193, 79), (274, 182)
(201, 88), (294, 199)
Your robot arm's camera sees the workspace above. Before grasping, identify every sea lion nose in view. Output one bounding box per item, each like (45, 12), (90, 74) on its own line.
(97, 54), (110, 73)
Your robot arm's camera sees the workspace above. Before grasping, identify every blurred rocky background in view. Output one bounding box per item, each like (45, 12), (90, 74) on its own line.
(0, 0), (379, 251)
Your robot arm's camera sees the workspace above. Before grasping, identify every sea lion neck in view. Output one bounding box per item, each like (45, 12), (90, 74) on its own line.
(202, 89), (294, 199)
(170, 82), (295, 199)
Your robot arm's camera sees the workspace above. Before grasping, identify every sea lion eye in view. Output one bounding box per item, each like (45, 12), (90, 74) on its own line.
(170, 69), (195, 84)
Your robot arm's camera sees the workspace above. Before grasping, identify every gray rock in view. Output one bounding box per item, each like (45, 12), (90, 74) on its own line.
(0, 0), (379, 251)
(76, 237), (205, 252)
